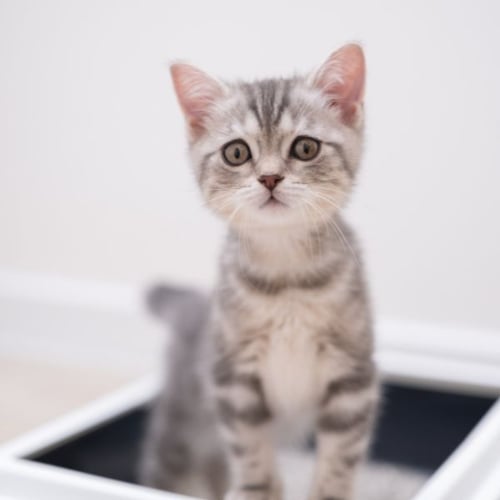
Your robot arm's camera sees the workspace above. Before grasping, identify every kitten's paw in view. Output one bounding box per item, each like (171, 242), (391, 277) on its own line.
(225, 486), (282, 500)
(308, 495), (347, 500)
(308, 490), (349, 500)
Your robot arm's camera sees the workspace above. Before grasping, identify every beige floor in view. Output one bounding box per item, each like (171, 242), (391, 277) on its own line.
(0, 356), (137, 442)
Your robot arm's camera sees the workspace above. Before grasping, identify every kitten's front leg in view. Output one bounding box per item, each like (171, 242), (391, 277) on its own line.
(309, 367), (378, 500)
(214, 369), (282, 500)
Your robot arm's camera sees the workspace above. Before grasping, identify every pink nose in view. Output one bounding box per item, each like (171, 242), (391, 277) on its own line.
(258, 174), (284, 191)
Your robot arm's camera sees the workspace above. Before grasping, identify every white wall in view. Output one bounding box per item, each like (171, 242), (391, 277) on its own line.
(1, 0), (499, 330)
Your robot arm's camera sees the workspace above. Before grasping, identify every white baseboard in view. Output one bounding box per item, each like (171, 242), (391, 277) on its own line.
(377, 319), (500, 396)
(0, 269), (142, 313)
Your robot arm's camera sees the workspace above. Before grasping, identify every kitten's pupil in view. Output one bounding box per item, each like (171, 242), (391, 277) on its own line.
(303, 144), (310, 154)
(234, 148), (240, 159)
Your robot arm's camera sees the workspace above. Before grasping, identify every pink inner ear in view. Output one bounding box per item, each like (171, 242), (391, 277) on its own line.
(313, 44), (365, 123)
(170, 63), (224, 135)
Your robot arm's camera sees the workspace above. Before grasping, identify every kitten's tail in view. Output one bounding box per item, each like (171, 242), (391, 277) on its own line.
(145, 283), (209, 341)
(139, 284), (227, 499)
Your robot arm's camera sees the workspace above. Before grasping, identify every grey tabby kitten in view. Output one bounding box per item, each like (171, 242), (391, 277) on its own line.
(141, 44), (379, 500)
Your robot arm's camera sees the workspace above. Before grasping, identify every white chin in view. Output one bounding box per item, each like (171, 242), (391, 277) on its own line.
(249, 203), (301, 228)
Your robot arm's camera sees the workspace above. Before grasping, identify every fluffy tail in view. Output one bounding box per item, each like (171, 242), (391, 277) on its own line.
(139, 284), (227, 499)
(146, 284), (209, 335)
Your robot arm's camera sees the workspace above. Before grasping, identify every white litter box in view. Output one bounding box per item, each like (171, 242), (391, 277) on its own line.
(0, 369), (499, 500)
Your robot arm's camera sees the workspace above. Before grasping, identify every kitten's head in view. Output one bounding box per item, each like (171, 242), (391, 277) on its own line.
(171, 44), (365, 231)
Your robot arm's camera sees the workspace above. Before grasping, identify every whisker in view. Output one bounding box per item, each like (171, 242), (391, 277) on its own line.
(304, 196), (361, 268)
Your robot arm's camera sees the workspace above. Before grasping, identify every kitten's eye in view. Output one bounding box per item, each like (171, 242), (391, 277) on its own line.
(290, 136), (320, 161)
(222, 140), (251, 166)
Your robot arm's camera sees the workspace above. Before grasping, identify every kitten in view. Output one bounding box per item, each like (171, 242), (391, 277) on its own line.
(140, 44), (379, 500)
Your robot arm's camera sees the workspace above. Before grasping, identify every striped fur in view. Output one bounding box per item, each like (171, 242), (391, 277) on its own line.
(142, 45), (379, 500)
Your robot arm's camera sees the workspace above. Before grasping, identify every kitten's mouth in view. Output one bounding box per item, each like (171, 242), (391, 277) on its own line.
(260, 195), (287, 209)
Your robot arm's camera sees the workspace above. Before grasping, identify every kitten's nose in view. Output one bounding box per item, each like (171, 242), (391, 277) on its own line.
(258, 174), (284, 191)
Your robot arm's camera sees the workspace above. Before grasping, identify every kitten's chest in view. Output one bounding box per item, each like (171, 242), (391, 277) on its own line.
(257, 295), (327, 421)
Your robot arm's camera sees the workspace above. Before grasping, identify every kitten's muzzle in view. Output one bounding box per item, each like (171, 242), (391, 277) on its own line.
(258, 174), (284, 191)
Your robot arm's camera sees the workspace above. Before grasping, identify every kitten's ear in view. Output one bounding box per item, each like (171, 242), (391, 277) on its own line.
(170, 63), (225, 138)
(310, 44), (365, 124)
